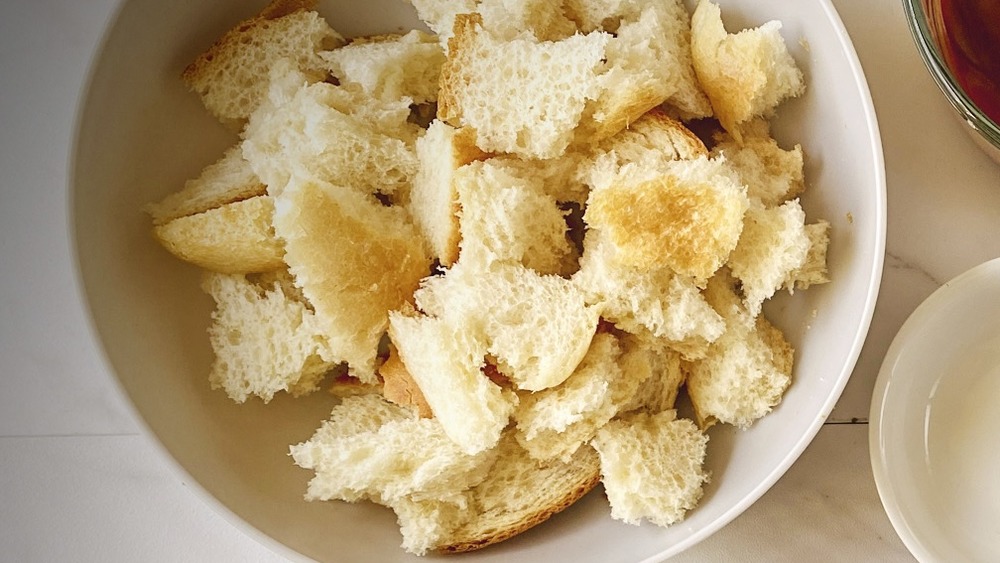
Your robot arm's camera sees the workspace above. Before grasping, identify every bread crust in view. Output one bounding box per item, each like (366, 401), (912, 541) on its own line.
(436, 448), (602, 553)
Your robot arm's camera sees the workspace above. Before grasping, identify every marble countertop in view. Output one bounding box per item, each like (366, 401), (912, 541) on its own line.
(3, 0), (998, 560)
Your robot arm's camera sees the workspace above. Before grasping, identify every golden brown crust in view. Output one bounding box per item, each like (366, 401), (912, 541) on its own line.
(435, 446), (602, 554)
(587, 173), (745, 281)
(181, 0), (317, 85)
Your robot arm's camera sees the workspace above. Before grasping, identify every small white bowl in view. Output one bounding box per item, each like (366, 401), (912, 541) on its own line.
(72, 0), (885, 560)
(870, 258), (1000, 563)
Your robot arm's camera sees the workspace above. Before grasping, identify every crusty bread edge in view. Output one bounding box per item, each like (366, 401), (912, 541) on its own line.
(435, 464), (602, 554)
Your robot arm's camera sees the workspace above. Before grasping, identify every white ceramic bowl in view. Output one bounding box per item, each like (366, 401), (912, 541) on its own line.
(870, 258), (1000, 562)
(71, 1), (885, 561)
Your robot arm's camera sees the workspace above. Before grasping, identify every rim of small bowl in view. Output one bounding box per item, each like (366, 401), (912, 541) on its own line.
(902, 0), (1000, 149)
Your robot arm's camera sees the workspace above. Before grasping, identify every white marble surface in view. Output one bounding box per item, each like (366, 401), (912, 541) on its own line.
(2, 0), (997, 560)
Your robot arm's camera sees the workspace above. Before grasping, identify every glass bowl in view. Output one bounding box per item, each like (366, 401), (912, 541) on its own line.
(903, 0), (1000, 162)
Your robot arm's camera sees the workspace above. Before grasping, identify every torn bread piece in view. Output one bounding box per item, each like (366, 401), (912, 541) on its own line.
(785, 220), (831, 291)
(727, 199), (811, 318)
(513, 332), (646, 462)
(455, 159), (578, 276)
(585, 155), (749, 283)
(145, 145), (266, 225)
(591, 410), (710, 527)
(406, 0), (479, 50)
(711, 118), (805, 207)
(573, 230), (725, 358)
(290, 394), (499, 504)
(153, 195), (284, 274)
(410, 120), (487, 266)
(566, 0), (712, 121)
(438, 13), (610, 158)
(435, 435), (601, 553)
(202, 270), (336, 403)
(272, 179), (431, 383)
(390, 433), (602, 555)
(181, 0), (345, 128)
(583, 108), (708, 193)
(415, 262), (600, 392)
(387, 307), (515, 455)
(475, 0), (578, 41)
(619, 336), (687, 415)
(320, 30), (445, 104)
(690, 0), (804, 140)
(242, 71), (419, 200)
(685, 271), (794, 429)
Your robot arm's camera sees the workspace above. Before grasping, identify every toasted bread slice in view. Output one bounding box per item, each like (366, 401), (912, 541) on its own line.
(153, 195), (284, 274)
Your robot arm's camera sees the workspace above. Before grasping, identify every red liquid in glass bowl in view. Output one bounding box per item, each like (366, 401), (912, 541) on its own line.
(927, 0), (1000, 125)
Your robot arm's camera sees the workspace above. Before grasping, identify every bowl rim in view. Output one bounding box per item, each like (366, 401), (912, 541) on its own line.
(901, 0), (1000, 148)
(869, 257), (1000, 562)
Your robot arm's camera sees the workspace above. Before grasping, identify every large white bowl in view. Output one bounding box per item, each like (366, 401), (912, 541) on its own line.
(71, 1), (885, 561)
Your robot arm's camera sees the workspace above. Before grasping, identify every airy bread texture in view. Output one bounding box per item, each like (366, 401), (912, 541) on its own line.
(691, 0), (805, 139)
(513, 332), (646, 462)
(438, 14), (610, 159)
(242, 66), (420, 201)
(272, 179), (431, 382)
(145, 145), (266, 225)
(151, 0), (835, 554)
(435, 435), (601, 553)
(320, 30), (445, 104)
(388, 306), (515, 455)
(413, 262), (600, 392)
(685, 271), (794, 428)
(455, 159), (577, 276)
(726, 200), (811, 317)
(573, 230), (725, 358)
(181, 0), (345, 128)
(203, 271), (335, 403)
(153, 195), (284, 274)
(591, 410), (710, 527)
(290, 394), (499, 503)
(389, 433), (602, 554)
(711, 119), (805, 207)
(409, 120), (487, 266)
(585, 156), (749, 283)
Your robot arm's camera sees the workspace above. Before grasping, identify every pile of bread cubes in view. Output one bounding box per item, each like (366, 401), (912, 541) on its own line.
(145, 0), (831, 555)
